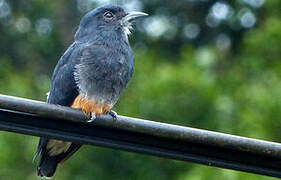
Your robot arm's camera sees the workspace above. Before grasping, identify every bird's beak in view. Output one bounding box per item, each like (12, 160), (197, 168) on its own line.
(123, 11), (148, 23)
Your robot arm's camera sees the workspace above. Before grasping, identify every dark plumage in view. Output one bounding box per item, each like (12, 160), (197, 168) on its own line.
(34, 5), (147, 178)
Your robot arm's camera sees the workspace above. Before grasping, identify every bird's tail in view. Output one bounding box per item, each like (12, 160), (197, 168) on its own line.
(35, 139), (82, 178)
(37, 149), (58, 178)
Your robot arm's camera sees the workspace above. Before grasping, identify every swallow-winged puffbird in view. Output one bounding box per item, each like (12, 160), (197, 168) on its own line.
(34, 5), (147, 178)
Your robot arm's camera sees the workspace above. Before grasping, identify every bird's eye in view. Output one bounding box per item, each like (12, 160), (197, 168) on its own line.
(103, 11), (114, 20)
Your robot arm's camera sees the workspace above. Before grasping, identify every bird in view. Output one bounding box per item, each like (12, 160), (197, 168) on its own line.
(33, 5), (147, 178)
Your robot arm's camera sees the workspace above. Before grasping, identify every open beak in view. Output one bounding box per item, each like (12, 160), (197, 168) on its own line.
(123, 11), (148, 23)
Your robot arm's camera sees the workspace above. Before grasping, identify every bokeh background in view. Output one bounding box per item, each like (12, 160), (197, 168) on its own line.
(0, 0), (280, 179)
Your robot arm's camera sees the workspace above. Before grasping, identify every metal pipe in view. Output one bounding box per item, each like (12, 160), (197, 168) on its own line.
(0, 94), (281, 177)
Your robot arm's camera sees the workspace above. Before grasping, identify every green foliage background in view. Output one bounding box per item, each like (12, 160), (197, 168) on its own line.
(0, 0), (280, 179)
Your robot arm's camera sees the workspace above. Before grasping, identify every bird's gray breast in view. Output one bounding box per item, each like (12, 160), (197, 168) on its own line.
(74, 42), (134, 106)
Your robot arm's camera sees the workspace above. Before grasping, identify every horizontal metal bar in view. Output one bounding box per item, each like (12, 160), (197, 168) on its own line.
(0, 94), (281, 178)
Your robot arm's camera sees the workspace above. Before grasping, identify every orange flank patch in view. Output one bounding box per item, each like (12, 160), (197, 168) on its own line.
(71, 95), (112, 115)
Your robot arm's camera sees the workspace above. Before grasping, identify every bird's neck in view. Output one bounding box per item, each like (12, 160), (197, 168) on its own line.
(75, 28), (129, 48)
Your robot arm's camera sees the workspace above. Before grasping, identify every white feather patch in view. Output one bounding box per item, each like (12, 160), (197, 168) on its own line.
(46, 140), (72, 156)
(123, 23), (133, 36)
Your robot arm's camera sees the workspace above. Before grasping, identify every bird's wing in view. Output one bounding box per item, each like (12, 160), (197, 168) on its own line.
(34, 42), (78, 159)
(47, 42), (80, 106)
(35, 42), (83, 177)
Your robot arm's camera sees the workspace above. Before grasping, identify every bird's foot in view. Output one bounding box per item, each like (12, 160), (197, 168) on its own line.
(87, 112), (96, 122)
(108, 110), (118, 121)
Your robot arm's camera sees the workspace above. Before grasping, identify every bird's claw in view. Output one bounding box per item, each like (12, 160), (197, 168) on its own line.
(87, 113), (96, 123)
(87, 111), (117, 122)
(108, 110), (118, 121)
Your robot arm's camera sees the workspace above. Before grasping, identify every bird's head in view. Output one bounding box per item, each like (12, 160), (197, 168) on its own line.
(75, 5), (148, 42)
